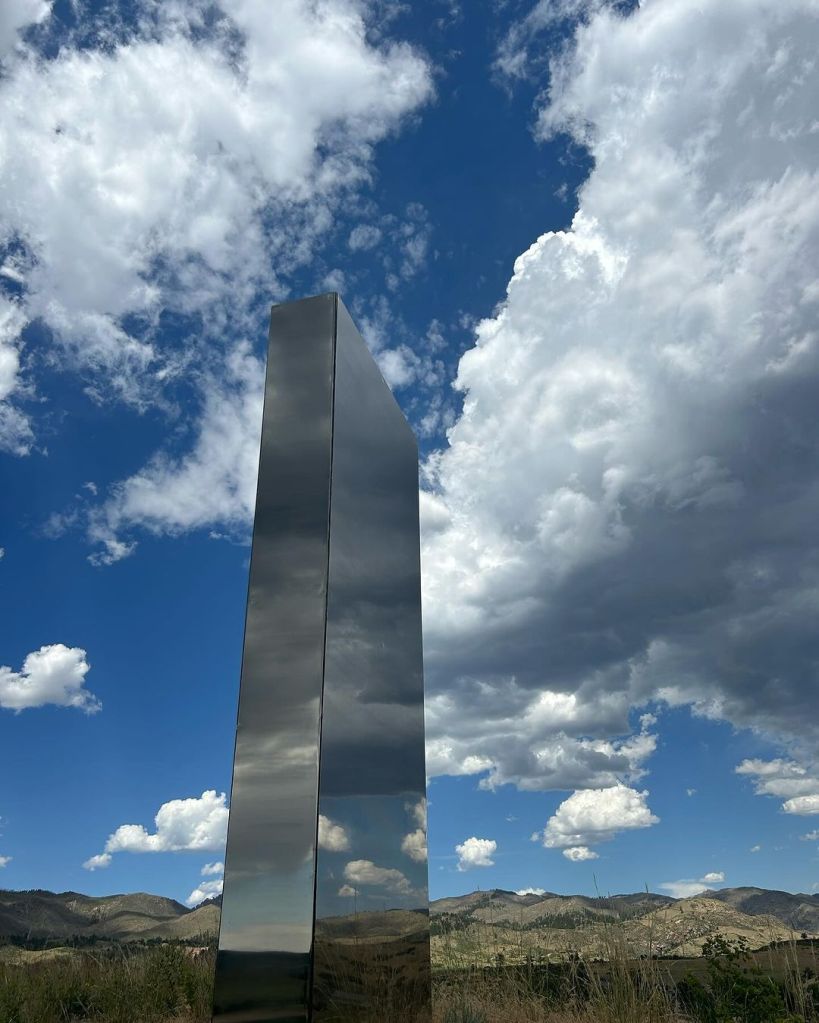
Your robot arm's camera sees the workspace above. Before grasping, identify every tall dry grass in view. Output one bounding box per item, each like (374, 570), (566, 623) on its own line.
(0, 944), (214, 1023)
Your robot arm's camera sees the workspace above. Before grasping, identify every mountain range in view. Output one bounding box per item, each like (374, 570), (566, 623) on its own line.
(2, 885), (818, 958)
(0, 889), (219, 943)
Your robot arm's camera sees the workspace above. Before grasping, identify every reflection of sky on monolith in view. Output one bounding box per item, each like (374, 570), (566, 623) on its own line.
(312, 302), (430, 1019)
(212, 296), (336, 1019)
(212, 295), (430, 1022)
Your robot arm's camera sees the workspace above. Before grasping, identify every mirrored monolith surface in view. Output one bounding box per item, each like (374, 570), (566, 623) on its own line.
(212, 294), (431, 1023)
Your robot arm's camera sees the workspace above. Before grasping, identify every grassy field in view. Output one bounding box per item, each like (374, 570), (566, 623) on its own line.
(1, 935), (819, 1022)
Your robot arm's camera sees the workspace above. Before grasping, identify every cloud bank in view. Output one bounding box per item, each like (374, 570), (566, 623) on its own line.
(422, 0), (819, 823)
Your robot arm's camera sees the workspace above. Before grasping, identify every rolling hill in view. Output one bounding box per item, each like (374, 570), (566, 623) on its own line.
(2, 885), (817, 960)
(0, 889), (219, 942)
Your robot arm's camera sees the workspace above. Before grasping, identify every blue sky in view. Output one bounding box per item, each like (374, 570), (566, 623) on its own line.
(1, 0), (819, 909)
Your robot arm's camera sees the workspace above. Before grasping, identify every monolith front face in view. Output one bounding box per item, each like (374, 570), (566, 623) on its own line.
(212, 294), (431, 1023)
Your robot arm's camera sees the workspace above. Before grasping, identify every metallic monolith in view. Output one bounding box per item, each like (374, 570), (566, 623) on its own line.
(212, 293), (431, 1023)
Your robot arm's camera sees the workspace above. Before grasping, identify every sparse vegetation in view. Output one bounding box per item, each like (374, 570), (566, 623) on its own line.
(2, 886), (819, 1022)
(0, 944), (215, 1023)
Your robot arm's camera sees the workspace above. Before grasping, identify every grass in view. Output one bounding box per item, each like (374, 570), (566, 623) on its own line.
(0, 944), (214, 1023)
(1, 926), (818, 1022)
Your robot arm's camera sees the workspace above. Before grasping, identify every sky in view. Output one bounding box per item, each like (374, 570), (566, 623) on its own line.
(1, 0), (818, 910)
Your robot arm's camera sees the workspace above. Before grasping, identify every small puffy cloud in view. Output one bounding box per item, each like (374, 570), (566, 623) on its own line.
(702, 872), (725, 884)
(516, 887), (545, 896)
(686, 789), (697, 797)
(736, 759), (818, 797)
(0, 855), (11, 868)
(338, 883), (357, 897)
(534, 785), (659, 851)
(660, 871), (726, 899)
(0, 644), (99, 713)
(82, 853), (112, 871)
(783, 795), (819, 816)
(563, 846), (598, 862)
(343, 859), (411, 894)
(348, 224), (382, 251)
(318, 814), (350, 852)
(750, 845), (762, 853)
(185, 878), (223, 908)
(201, 861), (224, 876)
(99, 790), (228, 858)
(801, 831), (819, 842)
(401, 828), (428, 863)
(455, 837), (497, 871)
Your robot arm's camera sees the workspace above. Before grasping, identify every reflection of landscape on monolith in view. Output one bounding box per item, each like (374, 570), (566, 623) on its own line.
(211, 294), (431, 1023)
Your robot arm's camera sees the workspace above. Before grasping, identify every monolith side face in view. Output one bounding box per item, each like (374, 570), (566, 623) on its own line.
(212, 293), (431, 1023)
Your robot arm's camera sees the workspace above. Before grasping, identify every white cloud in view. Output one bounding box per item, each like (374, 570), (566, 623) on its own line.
(338, 883), (357, 897)
(660, 871), (726, 900)
(201, 861), (224, 876)
(801, 831), (819, 842)
(401, 828), (428, 863)
(0, 0), (51, 58)
(534, 785), (659, 851)
(185, 878), (223, 908)
(0, 296), (30, 455)
(343, 859), (411, 893)
(783, 795), (819, 816)
(82, 853), (112, 871)
(0, 855), (11, 868)
(409, 797), (427, 831)
(750, 845), (761, 853)
(737, 759), (819, 815)
(0, 0), (432, 554)
(0, 644), (99, 713)
(686, 789), (696, 797)
(420, 0), (819, 798)
(318, 814), (350, 852)
(98, 790), (228, 858)
(516, 887), (545, 896)
(563, 846), (598, 862)
(424, 686), (657, 792)
(455, 837), (497, 871)
(348, 224), (382, 251)
(702, 872), (725, 884)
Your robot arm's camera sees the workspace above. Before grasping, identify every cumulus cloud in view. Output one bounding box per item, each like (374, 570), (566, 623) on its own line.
(420, 0), (819, 802)
(343, 859), (411, 893)
(0, 855), (11, 868)
(401, 828), (428, 863)
(783, 795), (819, 816)
(82, 853), (112, 871)
(318, 814), (350, 852)
(455, 836), (497, 871)
(185, 878), (223, 908)
(200, 861), (224, 876)
(338, 883), (357, 897)
(533, 785), (658, 852)
(91, 790), (228, 865)
(516, 887), (546, 896)
(0, 644), (99, 712)
(736, 759), (819, 814)
(660, 871), (726, 900)
(0, 0), (432, 555)
(562, 846), (598, 862)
